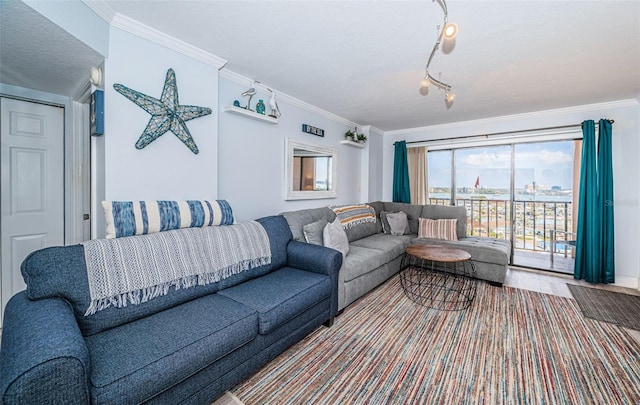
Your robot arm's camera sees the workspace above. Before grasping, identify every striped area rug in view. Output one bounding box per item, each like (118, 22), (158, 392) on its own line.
(232, 276), (640, 404)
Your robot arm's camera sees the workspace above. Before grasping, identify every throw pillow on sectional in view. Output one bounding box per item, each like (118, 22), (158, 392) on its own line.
(303, 219), (328, 245)
(379, 210), (395, 234)
(386, 211), (410, 236)
(418, 218), (458, 240)
(323, 218), (349, 257)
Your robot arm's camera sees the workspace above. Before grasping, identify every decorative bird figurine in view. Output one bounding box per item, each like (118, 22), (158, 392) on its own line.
(267, 88), (281, 118)
(241, 80), (258, 110)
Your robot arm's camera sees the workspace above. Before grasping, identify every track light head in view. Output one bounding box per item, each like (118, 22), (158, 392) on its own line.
(443, 23), (458, 40)
(445, 91), (456, 103)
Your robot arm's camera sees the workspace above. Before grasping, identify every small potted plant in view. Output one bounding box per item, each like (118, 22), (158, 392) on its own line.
(344, 129), (357, 142)
(345, 127), (367, 143)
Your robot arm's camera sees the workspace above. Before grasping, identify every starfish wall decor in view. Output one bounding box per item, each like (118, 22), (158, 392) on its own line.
(113, 68), (212, 154)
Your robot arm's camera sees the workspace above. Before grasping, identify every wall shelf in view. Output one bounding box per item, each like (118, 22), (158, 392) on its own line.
(340, 140), (366, 149)
(223, 106), (278, 124)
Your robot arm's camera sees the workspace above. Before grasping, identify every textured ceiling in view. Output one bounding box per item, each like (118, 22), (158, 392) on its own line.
(0, 0), (104, 97)
(99, 0), (640, 130)
(2, 1), (639, 131)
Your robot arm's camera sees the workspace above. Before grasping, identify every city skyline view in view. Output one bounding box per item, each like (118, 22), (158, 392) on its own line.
(427, 140), (577, 192)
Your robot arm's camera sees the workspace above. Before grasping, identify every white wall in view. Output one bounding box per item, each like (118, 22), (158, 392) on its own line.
(217, 77), (364, 221)
(367, 126), (385, 202)
(384, 100), (640, 287)
(103, 27), (219, 204)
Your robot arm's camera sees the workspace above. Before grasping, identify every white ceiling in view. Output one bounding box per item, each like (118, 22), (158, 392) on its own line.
(3, 1), (640, 131)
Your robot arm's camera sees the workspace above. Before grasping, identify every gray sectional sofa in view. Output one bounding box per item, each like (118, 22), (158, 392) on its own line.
(282, 201), (510, 311)
(0, 215), (342, 404)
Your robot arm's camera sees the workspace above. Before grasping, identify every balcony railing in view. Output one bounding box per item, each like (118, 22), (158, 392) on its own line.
(428, 197), (574, 258)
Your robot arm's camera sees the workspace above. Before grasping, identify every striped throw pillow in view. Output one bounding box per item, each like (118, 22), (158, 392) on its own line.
(330, 204), (377, 229)
(418, 218), (458, 241)
(103, 200), (234, 239)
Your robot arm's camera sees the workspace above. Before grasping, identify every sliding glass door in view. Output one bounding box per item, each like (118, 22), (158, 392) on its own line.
(427, 139), (578, 273)
(511, 141), (576, 272)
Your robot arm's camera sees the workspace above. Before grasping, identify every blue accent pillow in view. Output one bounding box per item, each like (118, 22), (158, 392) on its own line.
(102, 200), (234, 239)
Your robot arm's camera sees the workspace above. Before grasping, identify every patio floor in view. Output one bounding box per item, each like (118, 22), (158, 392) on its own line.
(512, 249), (574, 275)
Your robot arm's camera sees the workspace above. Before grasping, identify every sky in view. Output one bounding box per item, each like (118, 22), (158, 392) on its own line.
(428, 140), (576, 191)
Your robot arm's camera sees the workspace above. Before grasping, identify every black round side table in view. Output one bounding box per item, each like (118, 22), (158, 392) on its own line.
(399, 244), (477, 311)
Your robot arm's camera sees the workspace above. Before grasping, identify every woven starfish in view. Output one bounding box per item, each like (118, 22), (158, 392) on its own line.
(114, 68), (212, 154)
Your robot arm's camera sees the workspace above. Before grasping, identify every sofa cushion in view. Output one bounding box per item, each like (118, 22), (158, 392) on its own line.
(207, 215), (292, 290)
(382, 202), (423, 234)
(85, 294), (257, 404)
(344, 219), (380, 243)
(303, 219), (327, 245)
(420, 205), (467, 239)
(379, 210), (392, 234)
(22, 215), (291, 337)
(350, 233), (413, 260)
(412, 237), (510, 265)
(218, 267), (331, 335)
(281, 207), (335, 242)
(367, 201), (385, 233)
(341, 245), (400, 283)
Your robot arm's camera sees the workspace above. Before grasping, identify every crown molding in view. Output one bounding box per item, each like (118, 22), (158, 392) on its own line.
(386, 99), (640, 137)
(219, 69), (359, 128)
(110, 14), (227, 69)
(84, 1), (226, 69)
(82, 1), (361, 128)
(82, 0), (116, 24)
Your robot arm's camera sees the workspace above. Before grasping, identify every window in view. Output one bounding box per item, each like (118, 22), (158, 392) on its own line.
(426, 139), (578, 273)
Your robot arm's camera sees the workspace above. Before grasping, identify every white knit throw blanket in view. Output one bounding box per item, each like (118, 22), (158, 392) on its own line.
(81, 221), (271, 316)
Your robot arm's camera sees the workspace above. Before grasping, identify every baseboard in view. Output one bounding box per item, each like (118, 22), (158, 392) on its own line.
(614, 275), (639, 290)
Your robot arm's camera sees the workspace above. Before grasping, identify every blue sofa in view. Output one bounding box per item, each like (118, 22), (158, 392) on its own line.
(0, 215), (342, 404)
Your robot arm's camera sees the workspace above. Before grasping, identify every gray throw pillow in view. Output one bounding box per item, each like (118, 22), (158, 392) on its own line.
(380, 210), (394, 234)
(303, 219), (328, 245)
(323, 218), (349, 257)
(386, 211), (410, 236)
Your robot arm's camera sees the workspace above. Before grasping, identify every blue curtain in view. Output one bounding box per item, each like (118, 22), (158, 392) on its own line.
(597, 119), (615, 283)
(393, 141), (411, 203)
(574, 119), (614, 283)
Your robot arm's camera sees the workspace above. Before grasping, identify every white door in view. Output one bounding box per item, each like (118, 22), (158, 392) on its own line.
(1, 97), (64, 325)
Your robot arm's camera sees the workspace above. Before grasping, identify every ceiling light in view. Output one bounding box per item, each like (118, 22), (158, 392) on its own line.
(443, 23), (458, 40)
(445, 91), (456, 103)
(420, 0), (457, 102)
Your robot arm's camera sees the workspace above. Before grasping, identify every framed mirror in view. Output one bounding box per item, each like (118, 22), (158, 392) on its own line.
(285, 138), (338, 200)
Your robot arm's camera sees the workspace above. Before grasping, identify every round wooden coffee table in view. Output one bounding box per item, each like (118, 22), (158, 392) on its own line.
(399, 244), (477, 310)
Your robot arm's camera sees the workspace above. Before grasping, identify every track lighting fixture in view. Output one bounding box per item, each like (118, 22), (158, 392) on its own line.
(420, 0), (457, 102)
(445, 91), (455, 103)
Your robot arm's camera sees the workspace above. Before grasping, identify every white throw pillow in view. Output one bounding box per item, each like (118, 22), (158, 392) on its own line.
(323, 218), (350, 257)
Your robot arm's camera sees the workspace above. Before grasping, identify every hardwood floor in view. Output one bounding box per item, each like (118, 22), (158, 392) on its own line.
(505, 266), (640, 344)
